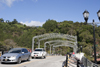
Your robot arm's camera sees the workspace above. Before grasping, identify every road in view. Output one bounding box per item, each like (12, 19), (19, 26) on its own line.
(0, 56), (66, 67)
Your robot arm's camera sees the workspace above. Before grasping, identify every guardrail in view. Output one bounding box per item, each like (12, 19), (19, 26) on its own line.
(62, 53), (77, 67)
(62, 53), (100, 67)
(81, 57), (100, 67)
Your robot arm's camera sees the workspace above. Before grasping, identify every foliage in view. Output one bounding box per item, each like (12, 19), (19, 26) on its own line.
(0, 19), (100, 58)
(43, 19), (58, 32)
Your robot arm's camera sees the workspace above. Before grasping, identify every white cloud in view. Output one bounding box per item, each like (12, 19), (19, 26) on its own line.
(20, 21), (45, 26)
(0, 0), (37, 7)
(0, 0), (23, 7)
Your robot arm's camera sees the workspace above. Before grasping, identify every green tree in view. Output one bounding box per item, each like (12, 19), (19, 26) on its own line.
(43, 19), (57, 32)
(6, 20), (10, 23)
(79, 30), (93, 44)
(0, 18), (4, 22)
(12, 19), (18, 24)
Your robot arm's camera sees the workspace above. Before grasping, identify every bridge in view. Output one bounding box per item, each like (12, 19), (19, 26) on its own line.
(0, 33), (100, 67)
(32, 33), (77, 53)
(31, 33), (100, 67)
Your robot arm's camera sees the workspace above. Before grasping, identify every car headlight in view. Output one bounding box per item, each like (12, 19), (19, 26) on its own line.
(10, 56), (16, 59)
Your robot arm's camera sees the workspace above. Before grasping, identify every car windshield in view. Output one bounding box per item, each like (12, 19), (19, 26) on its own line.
(8, 49), (21, 53)
(35, 49), (42, 51)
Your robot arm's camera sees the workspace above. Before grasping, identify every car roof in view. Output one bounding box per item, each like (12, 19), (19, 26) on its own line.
(11, 48), (26, 50)
(36, 48), (43, 49)
(35, 48), (43, 49)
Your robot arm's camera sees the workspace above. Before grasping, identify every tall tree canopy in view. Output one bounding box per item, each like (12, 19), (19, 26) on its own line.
(43, 19), (58, 32)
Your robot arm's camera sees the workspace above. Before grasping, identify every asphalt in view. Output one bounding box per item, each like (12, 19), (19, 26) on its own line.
(0, 56), (66, 67)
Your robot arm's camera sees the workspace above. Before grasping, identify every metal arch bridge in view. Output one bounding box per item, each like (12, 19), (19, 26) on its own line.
(44, 40), (77, 54)
(32, 33), (77, 53)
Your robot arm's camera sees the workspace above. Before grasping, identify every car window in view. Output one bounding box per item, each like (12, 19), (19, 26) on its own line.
(22, 49), (25, 53)
(24, 49), (28, 53)
(35, 49), (42, 51)
(8, 49), (21, 53)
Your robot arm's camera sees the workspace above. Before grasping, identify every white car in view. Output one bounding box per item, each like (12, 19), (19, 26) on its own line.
(31, 48), (47, 59)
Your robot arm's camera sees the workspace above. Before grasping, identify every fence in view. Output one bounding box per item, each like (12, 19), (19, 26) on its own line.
(62, 54), (100, 67)
(62, 54), (77, 67)
(81, 57), (100, 67)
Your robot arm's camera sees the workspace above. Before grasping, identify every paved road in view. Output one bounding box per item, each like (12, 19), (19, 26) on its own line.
(0, 56), (66, 67)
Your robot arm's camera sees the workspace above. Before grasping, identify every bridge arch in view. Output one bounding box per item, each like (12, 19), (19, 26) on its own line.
(32, 33), (77, 53)
(44, 40), (77, 53)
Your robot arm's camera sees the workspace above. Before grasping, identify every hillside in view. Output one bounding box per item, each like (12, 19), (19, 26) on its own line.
(0, 18), (100, 58)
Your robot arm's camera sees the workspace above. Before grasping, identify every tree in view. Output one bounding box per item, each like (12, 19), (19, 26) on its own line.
(67, 29), (76, 36)
(0, 18), (4, 22)
(12, 19), (18, 24)
(83, 45), (92, 56)
(79, 30), (93, 43)
(43, 19), (57, 32)
(6, 20), (10, 23)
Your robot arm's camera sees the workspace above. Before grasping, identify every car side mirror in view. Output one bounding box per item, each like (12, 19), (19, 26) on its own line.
(22, 52), (24, 54)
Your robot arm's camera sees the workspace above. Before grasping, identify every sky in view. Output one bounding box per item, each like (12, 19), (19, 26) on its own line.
(0, 0), (100, 26)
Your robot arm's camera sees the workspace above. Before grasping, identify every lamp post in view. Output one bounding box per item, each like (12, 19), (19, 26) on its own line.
(83, 10), (100, 63)
(83, 10), (89, 24)
(97, 10), (100, 21)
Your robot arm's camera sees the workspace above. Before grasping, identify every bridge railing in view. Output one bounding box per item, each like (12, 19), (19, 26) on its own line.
(62, 53), (100, 67)
(81, 57), (100, 67)
(62, 53), (78, 67)
(68, 57), (78, 67)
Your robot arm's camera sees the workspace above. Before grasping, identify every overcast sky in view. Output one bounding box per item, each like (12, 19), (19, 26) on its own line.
(0, 0), (100, 26)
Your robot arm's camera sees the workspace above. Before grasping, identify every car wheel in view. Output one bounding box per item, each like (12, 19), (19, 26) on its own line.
(17, 57), (21, 64)
(31, 57), (34, 59)
(44, 56), (46, 59)
(27, 56), (30, 61)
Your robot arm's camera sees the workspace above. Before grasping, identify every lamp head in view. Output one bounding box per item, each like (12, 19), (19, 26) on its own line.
(97, 10), (100, 21)
(83, 10), (89, 23)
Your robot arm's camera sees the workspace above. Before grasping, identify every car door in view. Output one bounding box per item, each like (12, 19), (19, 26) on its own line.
(21, 49), (26, 60)
(24, 49), (29, 60)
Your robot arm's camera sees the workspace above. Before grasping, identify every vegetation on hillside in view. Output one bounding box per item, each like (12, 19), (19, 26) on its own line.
(0, 18), (100, 59)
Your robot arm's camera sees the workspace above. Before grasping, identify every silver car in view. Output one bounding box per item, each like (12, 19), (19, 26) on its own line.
(0, 48), (31, 64)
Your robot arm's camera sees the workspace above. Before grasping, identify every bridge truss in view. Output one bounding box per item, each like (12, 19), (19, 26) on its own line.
(32, 33), (77, 53)
(44, 40), (77, 54)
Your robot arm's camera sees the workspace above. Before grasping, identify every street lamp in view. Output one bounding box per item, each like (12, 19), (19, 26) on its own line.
(83, 10), (100, 63)
(83, 10), (89, 24)
(97, 10), (100, 21)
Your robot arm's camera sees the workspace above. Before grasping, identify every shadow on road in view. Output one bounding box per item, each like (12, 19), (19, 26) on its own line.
(32, 57), (45, 59)
(0, 60), (31, 65)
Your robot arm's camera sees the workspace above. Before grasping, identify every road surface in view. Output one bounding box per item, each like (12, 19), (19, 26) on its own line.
(0, 56), (66, 67)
